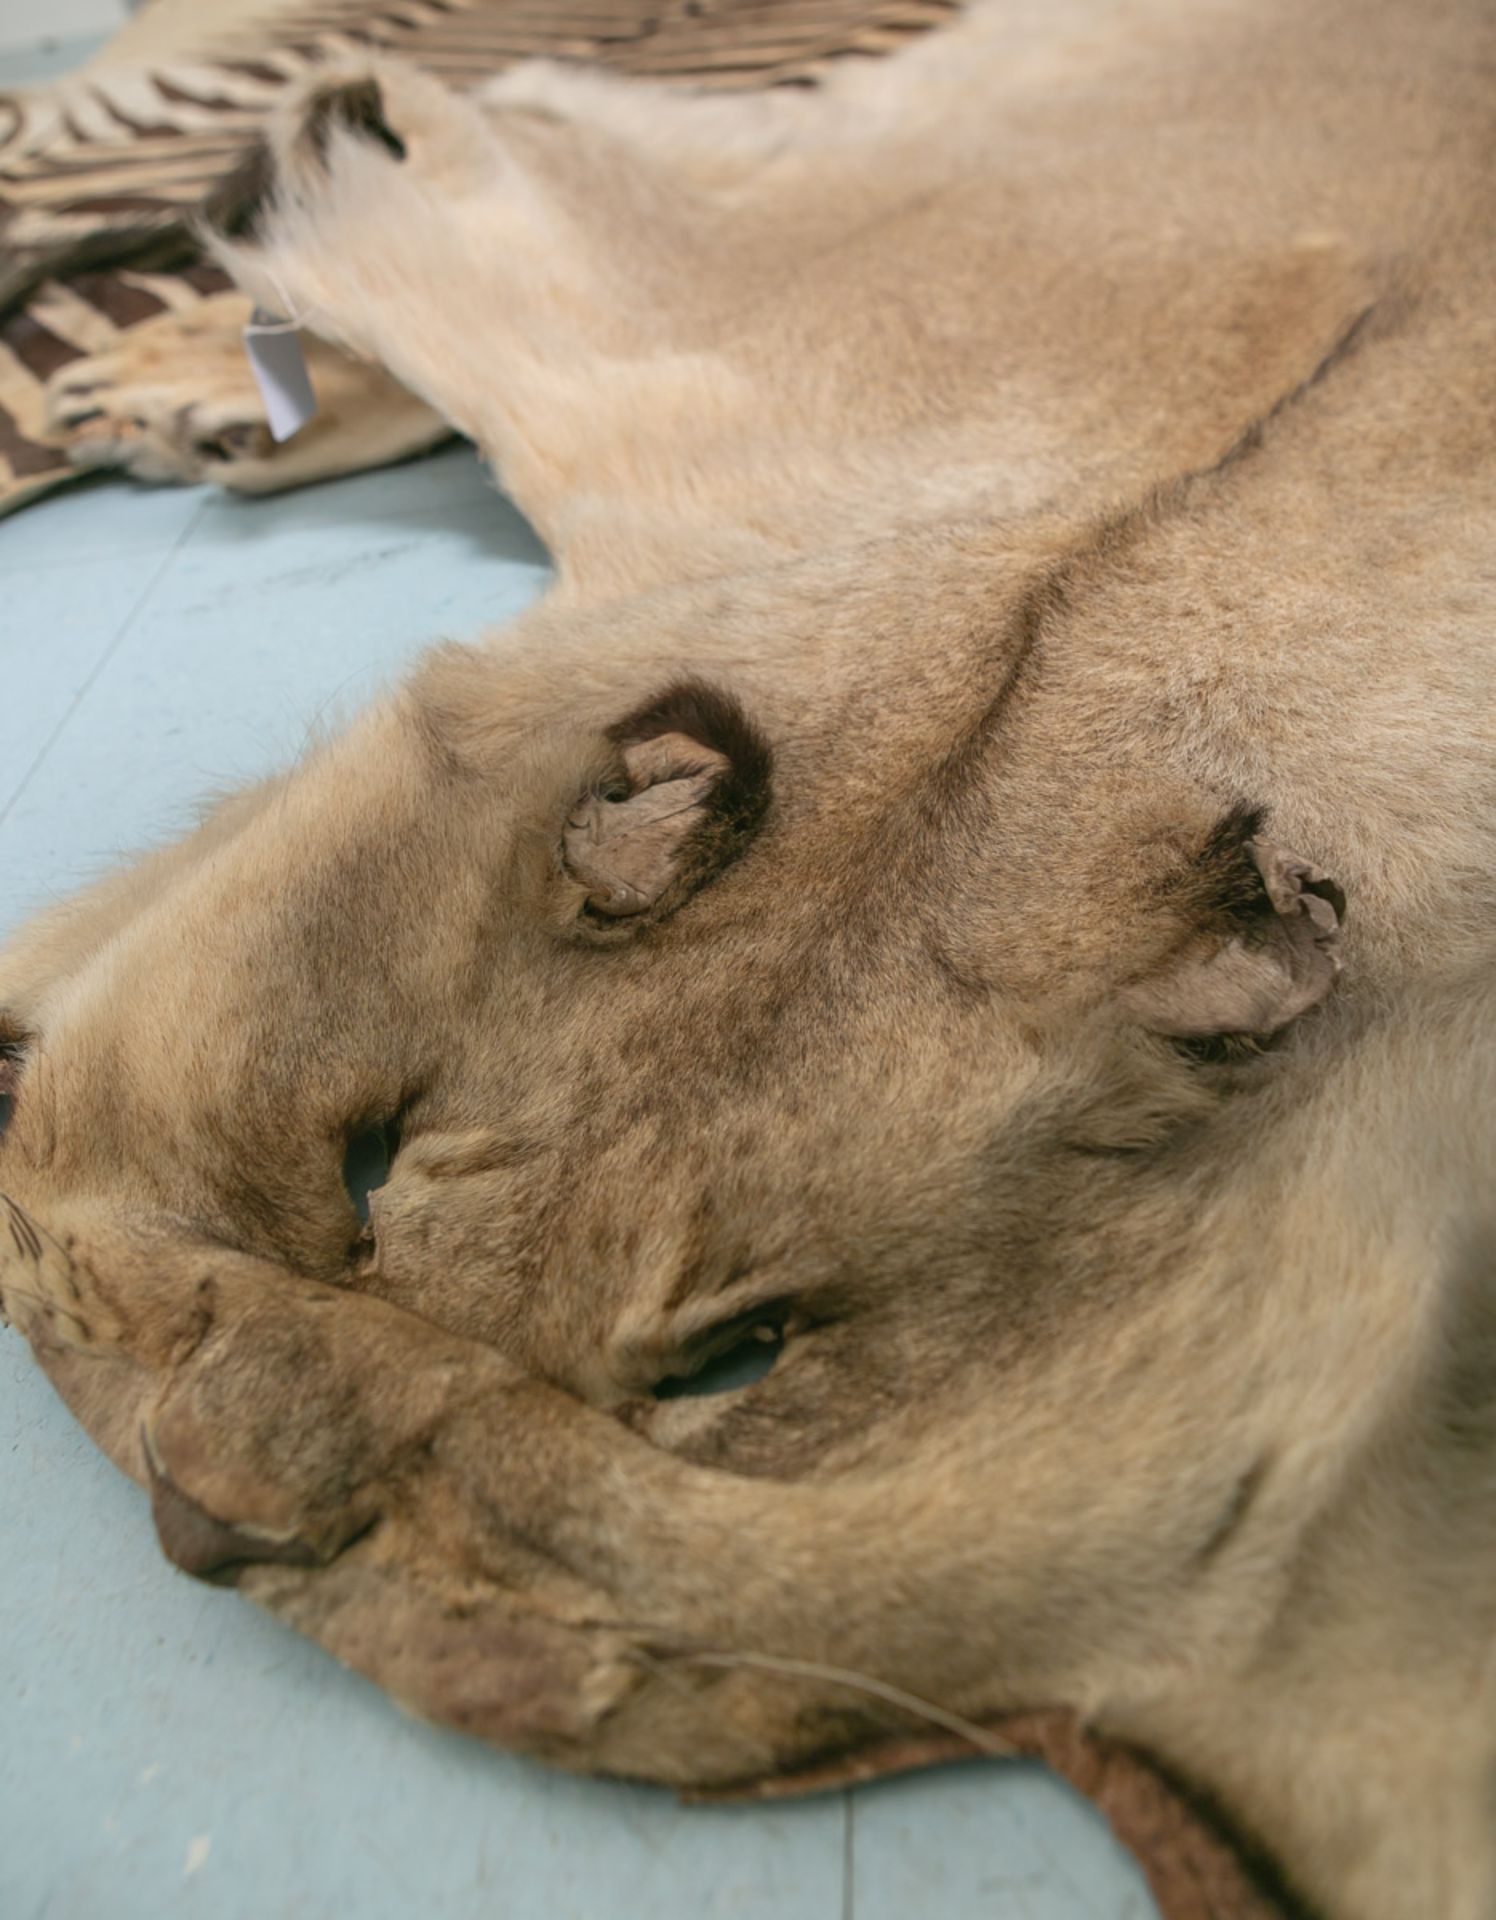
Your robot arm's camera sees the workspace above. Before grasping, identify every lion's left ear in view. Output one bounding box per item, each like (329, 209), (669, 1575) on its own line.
(563, 681), (772, 922)
(1121, 833), (1345, 1040)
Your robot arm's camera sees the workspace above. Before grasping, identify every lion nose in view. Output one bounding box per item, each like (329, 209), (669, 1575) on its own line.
(145, 1440), (324, 1583)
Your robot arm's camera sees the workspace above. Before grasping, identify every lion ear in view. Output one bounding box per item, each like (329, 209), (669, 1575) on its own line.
(563, 681), (772, 922)
(1121, 835), (1345, 1040)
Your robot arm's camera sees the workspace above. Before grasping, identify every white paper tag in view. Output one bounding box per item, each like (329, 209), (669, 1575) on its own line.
(243, 308), (318, 442)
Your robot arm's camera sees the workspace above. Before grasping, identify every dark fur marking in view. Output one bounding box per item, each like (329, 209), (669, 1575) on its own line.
(201, 139), (277, 243)
(304, 80), (408, 165)
(1193, 1455), (1271, 1569)
(0, 397), (69, 478)
(1206, 303), (1381, 481)
(4, 312), (85, 380)
(590, 678), (775, 921)
(3, 1196), (43, 1264)
(920, 559), (1063, 811)
(1111, 1737), (1324, 1920)
(0, 1030), (22, 1143)
(69, 269), (168, 328)
(609, 678), (774, 840)
(1177, 803), (1272, 926)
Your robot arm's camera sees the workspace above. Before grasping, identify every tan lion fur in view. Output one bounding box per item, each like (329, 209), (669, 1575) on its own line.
(2, 4), (1494, 1917)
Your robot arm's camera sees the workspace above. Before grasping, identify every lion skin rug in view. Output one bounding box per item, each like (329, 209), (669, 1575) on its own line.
(2, 3), (1493, 1917)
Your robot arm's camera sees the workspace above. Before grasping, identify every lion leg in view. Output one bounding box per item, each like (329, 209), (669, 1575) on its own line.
(44, 290), (448, 493)
(208, 59), (825, 593)
(211, 62), (600, 481)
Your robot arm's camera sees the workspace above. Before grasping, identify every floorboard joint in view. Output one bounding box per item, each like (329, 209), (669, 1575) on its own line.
(0, 495), (207, 826)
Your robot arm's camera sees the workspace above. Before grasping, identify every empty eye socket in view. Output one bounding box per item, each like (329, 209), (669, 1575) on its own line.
(652, 1316), (785, 1401)
(342, 1118), (401, 1227)
(0, 1031), (27, 1147)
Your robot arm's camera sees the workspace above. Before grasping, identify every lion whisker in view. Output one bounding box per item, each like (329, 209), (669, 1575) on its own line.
(634, 1644), (1014, 1759)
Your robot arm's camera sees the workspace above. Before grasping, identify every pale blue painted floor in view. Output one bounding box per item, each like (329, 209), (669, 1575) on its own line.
(0, 40), (1161, 1919)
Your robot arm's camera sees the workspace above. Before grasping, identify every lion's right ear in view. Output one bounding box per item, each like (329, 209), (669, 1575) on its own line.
(1120, 825), (1345, 1040)
(562, 681), (772, 924)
